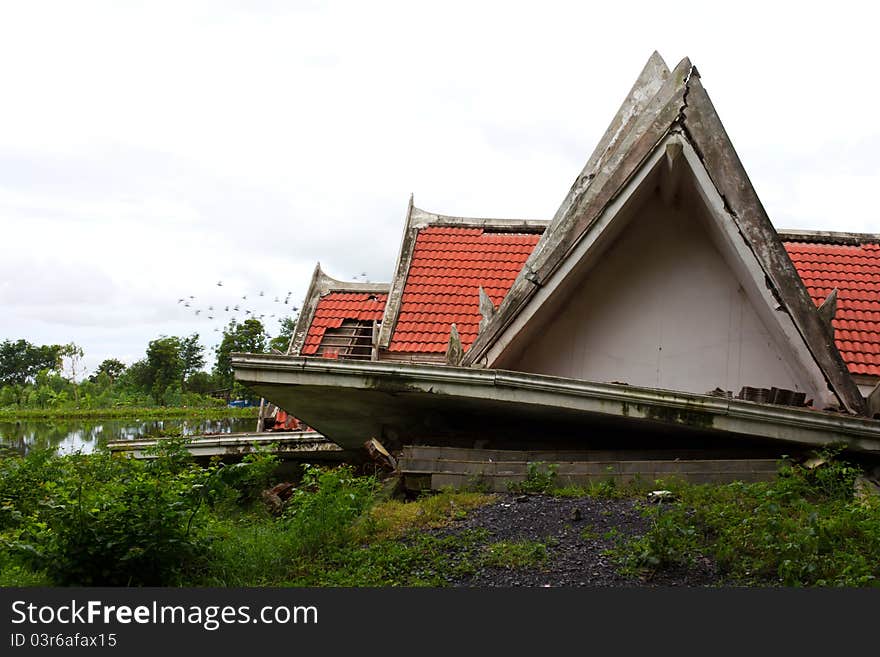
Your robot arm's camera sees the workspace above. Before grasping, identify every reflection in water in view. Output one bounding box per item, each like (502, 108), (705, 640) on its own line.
(0, 417), (258, 455)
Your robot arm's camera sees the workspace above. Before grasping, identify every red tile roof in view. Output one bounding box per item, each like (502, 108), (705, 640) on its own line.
(302, 292), (387, 355)
(388, 226), (542, 353)
(785, 240), (880, 376)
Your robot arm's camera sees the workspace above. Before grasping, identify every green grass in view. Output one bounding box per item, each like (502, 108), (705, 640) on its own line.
(353, 489), (494, 542)
(482, 540), (548, 569)
(194, 489), (495, 587)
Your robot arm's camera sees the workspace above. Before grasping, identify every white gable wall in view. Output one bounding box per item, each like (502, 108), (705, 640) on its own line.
(507, 193), (809, 397)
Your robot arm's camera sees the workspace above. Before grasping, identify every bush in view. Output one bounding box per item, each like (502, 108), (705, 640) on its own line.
(1, 443), (220, 586)
(618, 452), (880, 586)
(209, 447), (279, 507)
(197, 464), (379, 586)
(29, 450), (210, 585)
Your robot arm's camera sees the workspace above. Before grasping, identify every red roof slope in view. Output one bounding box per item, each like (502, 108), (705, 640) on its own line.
(785, 240), (880, 376)
(302, 292), (387, 355)
(388, 226), (542, 353)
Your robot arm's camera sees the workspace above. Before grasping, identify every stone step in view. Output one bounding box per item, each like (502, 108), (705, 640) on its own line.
(399, 457), (779, 476)
(401, 445), (779, 463)
(399, 445), (780, 491)
(425, 470), (777, 493)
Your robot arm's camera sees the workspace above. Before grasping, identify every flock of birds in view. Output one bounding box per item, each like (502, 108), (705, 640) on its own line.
(175, 273), (370, 354)
(175, 280), (300, 354)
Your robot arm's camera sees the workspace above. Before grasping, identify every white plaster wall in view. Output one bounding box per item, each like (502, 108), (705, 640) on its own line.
(510, 199), (808, 396)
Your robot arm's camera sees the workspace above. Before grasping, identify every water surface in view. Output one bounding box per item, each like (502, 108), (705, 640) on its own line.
(0, 417), (258, 455)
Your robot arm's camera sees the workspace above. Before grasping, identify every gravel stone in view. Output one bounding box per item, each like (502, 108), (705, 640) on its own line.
(433, 493), (720, 587)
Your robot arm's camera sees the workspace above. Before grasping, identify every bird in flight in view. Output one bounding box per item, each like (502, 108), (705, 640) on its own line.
(217, 281), (223, 287)
(177, 298), (184, 304)
(195, 310), (201, 316)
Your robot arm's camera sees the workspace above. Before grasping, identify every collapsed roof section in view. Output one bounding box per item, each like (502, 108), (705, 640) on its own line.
(460, 53), (866, 415)
(287, 264), (388, 358)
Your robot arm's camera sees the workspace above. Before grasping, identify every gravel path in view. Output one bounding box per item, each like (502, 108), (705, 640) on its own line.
(436, 493), (719, 587)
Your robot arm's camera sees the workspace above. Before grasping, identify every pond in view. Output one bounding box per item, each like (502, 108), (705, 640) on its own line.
(0, 417), (259, 456)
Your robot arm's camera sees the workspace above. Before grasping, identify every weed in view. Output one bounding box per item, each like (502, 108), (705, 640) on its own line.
(507, 462), (558, 494)
(550, 485), (589, 498)
(482, 540), (548, 569)
(580, 524), (599, 541)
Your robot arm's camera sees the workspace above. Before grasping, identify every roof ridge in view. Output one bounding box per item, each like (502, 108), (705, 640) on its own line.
(779, 229), (880, 245)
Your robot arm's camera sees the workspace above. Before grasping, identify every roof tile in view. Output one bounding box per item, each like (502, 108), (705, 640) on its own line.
(785, 240), (880, 376)
(388, 226), (542, 353)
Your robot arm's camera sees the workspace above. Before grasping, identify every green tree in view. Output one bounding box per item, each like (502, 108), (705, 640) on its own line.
(145, 337), (183, 405)
(117, 358), (152, 395)
(268, 315), (298, 353)
(213, 319), (267, 392)
(179, 333), (205, 392)
(185, 371), (216, 395)
(90, 358), (126, 383)
(0, 339), (62, 406)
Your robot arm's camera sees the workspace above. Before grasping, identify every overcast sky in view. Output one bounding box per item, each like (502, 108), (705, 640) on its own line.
(2, 1), (879, 373)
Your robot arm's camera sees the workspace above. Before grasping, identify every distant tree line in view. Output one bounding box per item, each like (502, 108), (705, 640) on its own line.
(0, 316), (296, 410)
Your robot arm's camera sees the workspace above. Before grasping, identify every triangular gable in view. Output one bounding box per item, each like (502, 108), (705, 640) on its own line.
(462, 54), (865, 414)
(288, 263), (389, 356)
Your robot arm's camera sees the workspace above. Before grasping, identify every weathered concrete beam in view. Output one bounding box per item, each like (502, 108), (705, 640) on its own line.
(867, 381), (880, 419)
(478, 286), (496, 334)
(661, 141), (684, 206)
(818, 288), (838, 336)
(107, 431), (348, 461)
(445, 323), (464, 366)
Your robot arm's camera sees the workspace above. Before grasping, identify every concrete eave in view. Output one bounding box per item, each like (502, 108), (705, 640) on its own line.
(232, 354), (880, 454)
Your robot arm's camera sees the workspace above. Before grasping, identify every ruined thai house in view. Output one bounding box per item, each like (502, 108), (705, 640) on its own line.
(232, 53), (880, 490)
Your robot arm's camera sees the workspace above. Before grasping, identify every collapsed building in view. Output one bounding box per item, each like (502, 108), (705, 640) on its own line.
(232, 53), (880, 490)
